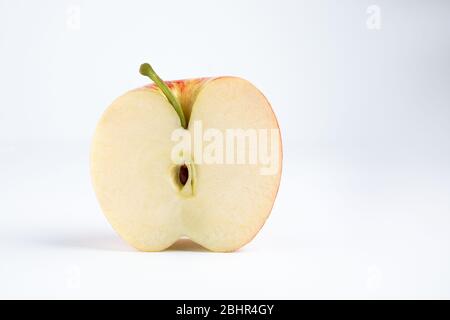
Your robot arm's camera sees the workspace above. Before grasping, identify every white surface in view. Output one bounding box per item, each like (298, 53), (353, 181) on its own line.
(1, 0), (450, 299)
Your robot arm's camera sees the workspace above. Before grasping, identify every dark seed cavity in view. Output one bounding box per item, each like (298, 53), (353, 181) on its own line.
(179, 164), (189, 186)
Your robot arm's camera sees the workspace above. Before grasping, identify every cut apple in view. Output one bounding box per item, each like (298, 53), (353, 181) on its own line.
(90, 64), (282, 252)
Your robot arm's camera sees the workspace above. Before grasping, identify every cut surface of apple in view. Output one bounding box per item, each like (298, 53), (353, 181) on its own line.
(91, 65), (282, 252)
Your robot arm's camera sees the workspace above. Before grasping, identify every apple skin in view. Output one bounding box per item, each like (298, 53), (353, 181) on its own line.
(144, 78), (210, 125)
(91, 76), (283, 252)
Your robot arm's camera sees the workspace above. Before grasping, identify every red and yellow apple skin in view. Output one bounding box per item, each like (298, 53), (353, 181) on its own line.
(91, 68), (282, 252)
(144, 78), (210, 124)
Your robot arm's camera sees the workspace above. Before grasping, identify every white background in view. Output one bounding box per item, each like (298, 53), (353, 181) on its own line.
(1, 0), (450, 299)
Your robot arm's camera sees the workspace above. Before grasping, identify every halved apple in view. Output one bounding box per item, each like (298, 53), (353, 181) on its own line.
(90, 64), (282, 252)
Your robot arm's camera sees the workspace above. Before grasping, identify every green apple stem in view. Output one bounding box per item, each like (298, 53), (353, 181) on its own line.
(139, 63), (187, 128)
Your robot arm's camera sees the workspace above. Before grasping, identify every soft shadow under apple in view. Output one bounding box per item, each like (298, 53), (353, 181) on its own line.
(37, 232), (211, 253)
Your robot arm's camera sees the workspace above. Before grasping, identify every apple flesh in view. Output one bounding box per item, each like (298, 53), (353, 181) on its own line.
(90, 65), (282, 252)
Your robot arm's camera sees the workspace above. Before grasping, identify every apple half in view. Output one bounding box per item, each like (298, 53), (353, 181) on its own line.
(90, 64), (282, 252)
